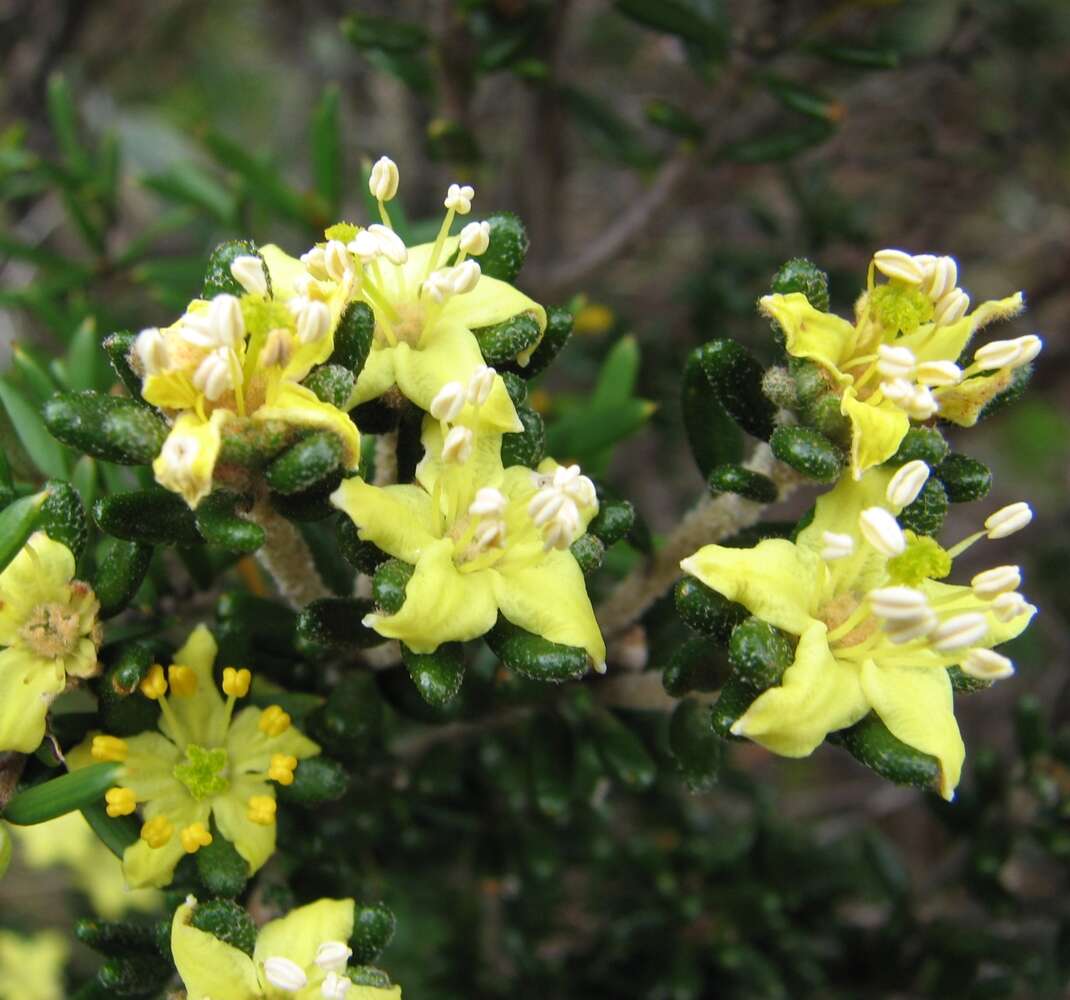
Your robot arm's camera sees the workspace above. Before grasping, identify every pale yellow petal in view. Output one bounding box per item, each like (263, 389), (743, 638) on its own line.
(172, 899), (262, 1000)
(253, 898), (355, 971)
(211, 775), (276, 876)
(841, 388), (910, 480)
(0, 646), (65, 753)
(330, 478), (437, 565)
(758, 293), (856, 377)
(439, 274), (546, 334)
(153, 411), (227, 509)
(160, 625), (227, 749)
(349, 344), (398, 407)
(256, 382), (360, 468)
(122, 800), (210, 889)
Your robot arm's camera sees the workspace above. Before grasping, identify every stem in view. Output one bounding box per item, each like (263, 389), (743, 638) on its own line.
(245, 495), (330, 609)
(596, 443), (803, 638)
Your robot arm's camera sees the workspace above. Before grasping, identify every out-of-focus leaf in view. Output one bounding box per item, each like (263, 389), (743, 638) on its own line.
(717, 121), (835, 163)
(0, 377), (68, 479)
(66, 318), (102, 393)
(11, 345), (59, 404)
(546, 398), (654, 463)
(143, 163), (237, 225)
(203, 132), (306, 223)
(426, 118), (481, 166)
(365, 49), (435, 96)
(591, 335), (641, 410)
(341, 13), (429, 53)
(807, 41), (900, 69)
(46, 74), (89, 176)
(71, 456), (98, 511)
(562, 87), (658, 169)
(764, 76), (844, 122)
(312, 85), (343, 219)
(645, 99), (705, 141)
(614, 0), (727, 58)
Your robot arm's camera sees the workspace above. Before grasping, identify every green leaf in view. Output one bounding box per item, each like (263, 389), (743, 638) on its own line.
(5, 763), (121, 825)
(0, 377), (68, 478)
(614, 0), (727, 58)
(79, 801), (140, 859)
(807, 41), (900, 69)
(142, 164), (237, 225)
(203, 132), (306, 224)
(66, 317), (103, 392)
(562, 86), (657, 169)
(46, 74), (89, 176)
(311, 85), (343, 219)
(718, 122), (835, 164)
(11, 344), (59, 404)
(681, 347), (743, 475)
(341, 13), (429, 53)
(591, 335), (641, 410)
(0, 490), (48, 574)
(545, 398), (654, 464)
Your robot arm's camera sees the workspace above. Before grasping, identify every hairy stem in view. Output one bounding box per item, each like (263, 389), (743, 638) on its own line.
(246, 496), (330, 609)
(596, 443), (802, 638)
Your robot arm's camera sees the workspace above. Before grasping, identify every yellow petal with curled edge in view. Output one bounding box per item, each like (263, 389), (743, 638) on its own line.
(153, 410), (228, 509)
(934, 369), (1015, 427)
(350, 341), (399, 407)
(393, 324), (521, 433)
(253, 897), (355, 972)
(859, 659), (964, 800)
(0, 646), (65, 753)
(680, 538), (821, 637)
(494, 548), (606, 666)
(142, 371), (200, 411)
(172, 898), (261, 1000)
(331, 478), (437, 567)
(0, 531), (75, 644)
(841, 387), (911, 480)
(439, 273), (547, 339)
(899, 292), (1024, 366)
(758, 293), (856, 380)
(255, 381), (360, 469)
(734, 621), (870, 756)
(364, 538), (499, 653)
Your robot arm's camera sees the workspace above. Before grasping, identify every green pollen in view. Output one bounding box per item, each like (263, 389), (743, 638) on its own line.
(324, 221), (358, 244)
(239, 296), (295, 339)
(886, 532), (952, 587)
(173, 744), (230, 801)
(870, 283), (934, 336)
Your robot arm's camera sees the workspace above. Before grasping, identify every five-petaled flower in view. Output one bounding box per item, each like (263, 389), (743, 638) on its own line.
(762, 249), (1039, 478)
(331, 422), (606, 669)
(172, 895), (401, 1000)
(680, 466), (1036, 799)
(0, 531), (101, 753)
(69, 625), (318, 888)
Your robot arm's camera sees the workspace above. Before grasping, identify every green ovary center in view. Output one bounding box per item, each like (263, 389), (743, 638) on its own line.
(19, 602), (81, 659)
(886, 533), (952, 586)
(869, 283), (933, 336)
(174, 744), (230, 800)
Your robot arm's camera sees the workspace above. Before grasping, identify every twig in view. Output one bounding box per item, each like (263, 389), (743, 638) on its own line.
(246, 496), (330, 609)
(596, 442), (803, 638)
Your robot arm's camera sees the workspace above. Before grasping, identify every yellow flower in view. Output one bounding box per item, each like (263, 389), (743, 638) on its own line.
(331, 421), (606, 668)
(68, 625), (318, 889)
(172, 895), (402, 1000)
(762, 249), (1035, 478)
(680, 466), (1036, 799)
(136, 253), (360, 508)
(11, 812), (160, 919)
(0, 532), (101, 753)
(0, 930), (67, 1000)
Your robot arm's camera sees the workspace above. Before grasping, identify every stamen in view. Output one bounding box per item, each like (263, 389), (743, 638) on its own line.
(873, 249), (924, 284)
(820, 531), (854, 561)
(915, 360), (962, 386)
(962, 648), (1014, 681)
(932, 288), (969, 326)
(247, 795), (277, 826)
(971, 565), (1021, 599)
(430, 382), (465, 423)
(985, 502), (1033, 539)
(444, 183), (475, 215)
(469, 488), (507, 517)
(91, 735), (129, 763)
(259, 705), (292, 737)
(441, 426), (474, 465)
(992, 591), (1028, 622)
(465, 365), (495, 407)
(180, 822), (212, 854)
(859, 507), (906, 557)
(886, 460), (930, 509)
(458, 220), (491, 256)
(268, 753), (298, 785)
(920, 255), (957, 300)
(321, 971), (352, 999)
(133, 328), (169, 374)
(222, 667), (252, 697)
(230, 255), (268, 297)
(139, 664), (168, 700)
(260, 328), (295, 368)
(301, 246), (328, 280)
(876, 344), (916, 379)
(369, 155), (400, 202)
(422, 270), (455, 304)
(367, 224), (408, 265)
(105, 787), (137, 817)
(930, 612), (988, 651)
(868, 586), (930, 620)
(167, 664), (198, 697)
(323, 240), (351, 284)
(884, 610), (939, 645)
(140, 816), (172, 848)
(192, 347), (235, 401)
(315, 941), (353, 973)
(348, 230), (381, 262)
(294, 300), (331, 345)
(263, 956), (308, 992)
(449, 259), (481, 295)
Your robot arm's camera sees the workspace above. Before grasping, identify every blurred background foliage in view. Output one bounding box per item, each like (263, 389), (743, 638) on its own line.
(1, 0), (1069, 997)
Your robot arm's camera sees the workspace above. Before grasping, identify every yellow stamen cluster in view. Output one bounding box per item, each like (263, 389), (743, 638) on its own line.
(141, 816), (173, 849)
(105, 787), (137, 818)
(268, 753), (298, 785)
(247, 795), (278, 826)
(258, 705), (291, 737)
(90, 735), (128, 763)
(180, 822), (213, 854)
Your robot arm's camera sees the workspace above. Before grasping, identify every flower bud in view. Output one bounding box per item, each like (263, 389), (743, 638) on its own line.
(369, 155), (399, 201)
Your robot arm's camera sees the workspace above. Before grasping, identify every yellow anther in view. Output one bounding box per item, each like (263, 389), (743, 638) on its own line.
(168, 664), (198, 697)
(268, 753), (298, 785)
(222, 666), (252, 698)
(258, 705), (291, 737)
(104, 787), (137, 818)
(247, 795), (278, 826)
(140, 816), (173, 849)
(139, 664), (168, 700)
(91, 734), (128, 763)
(180, 822), (213, 854)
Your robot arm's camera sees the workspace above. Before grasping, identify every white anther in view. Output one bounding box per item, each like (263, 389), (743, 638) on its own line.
(541, 506), (582, 551)
(192, 347), (234, 401)
(869, 586), (930, 620)
(1014, 334), (1042, 365)
(348, 230), (381, 262)
(820, 531), (855, 561)
(160, 432), (200, 472)
(469, 487), (507, 517)
(133, 328), (169, 374)
(422, 270), (454, 304)
(971, 565), (1021, 599)
(184, 294), (244, 351)
(429, 381), (466, 422)
(528, 489), (565, 527)
(915, 360), (963, 386)
(876, 344), (916, 379)
(904, 385), (939, 421)
(922, 256), (957, 301)
(315, 941), (353, 974)
(301, 246), (328, 280)
(884, 609), (939, 645)
(973, 339), (1021, 370)
(450, 259), (481, 295)
(873, 249), (923, 284)
(369, 155), (399, 202)
(961, 648), (1014, 681)
(985, 502), (1033, 539)
(465, 365), (495, 407)
(887, 460), (930, 508)
(879, 378), (915, 405)
(459, 220), (491, 256)
(931, 612), (988, 652)
(932, 287), (970, 326)
(323, 240), (351, 283)
(263, 956), (308, 991)
(444, 182), (475, 215)
(859, 507), (906, 557)
(294, 299), (331, 345)
(230, 255), (268, 297)
(473, 518), (507, 550)
(260, 328), (295, 369)
(367, 224), (408, 265)
(992, 591), (1028, 623)
(441, 425), (474, 465)
(321, 971), (351, 999)
(563, 473), (597, 509)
